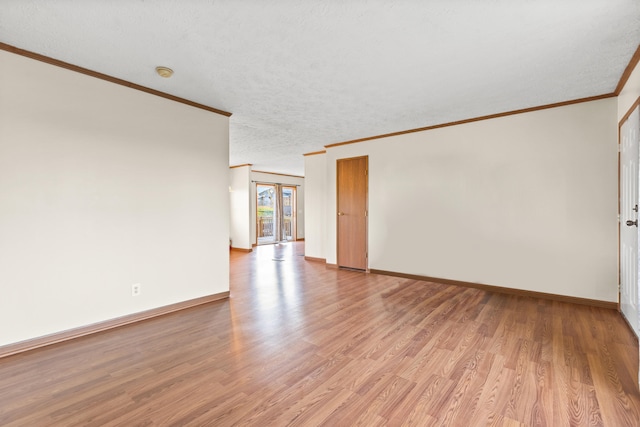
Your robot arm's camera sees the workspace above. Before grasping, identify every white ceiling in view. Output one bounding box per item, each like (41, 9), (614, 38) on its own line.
(1, 1), (639, 176)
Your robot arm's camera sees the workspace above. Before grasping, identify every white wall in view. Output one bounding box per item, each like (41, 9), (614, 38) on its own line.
(229, 166), (252, 249)
(303, 154), (327, 259)
(250, 171), (305, 244)
(309, 98), (618, 302)
(0, 51), (230, 346)
(618, 54), (640, 120)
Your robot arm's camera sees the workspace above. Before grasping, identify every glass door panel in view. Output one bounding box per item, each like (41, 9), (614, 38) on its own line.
(282, 186), (296, 241)
(257, 184), (276, 244)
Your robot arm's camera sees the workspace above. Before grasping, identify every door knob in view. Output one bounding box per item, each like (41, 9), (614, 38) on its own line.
(626, 220), (638, 227)
(337, 212), (344, 216)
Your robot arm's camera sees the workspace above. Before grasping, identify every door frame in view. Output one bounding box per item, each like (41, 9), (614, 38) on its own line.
(336, 155), (369, 271)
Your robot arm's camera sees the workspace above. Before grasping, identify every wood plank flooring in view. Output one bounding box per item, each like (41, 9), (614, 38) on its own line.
(1, 242), (639, 426)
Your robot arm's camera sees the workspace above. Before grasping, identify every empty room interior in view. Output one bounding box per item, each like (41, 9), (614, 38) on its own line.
(2, 1), (640, 426)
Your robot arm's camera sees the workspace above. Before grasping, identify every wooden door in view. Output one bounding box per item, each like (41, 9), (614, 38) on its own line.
(620, 103), (640, 338)
(337, 156), (368, 270)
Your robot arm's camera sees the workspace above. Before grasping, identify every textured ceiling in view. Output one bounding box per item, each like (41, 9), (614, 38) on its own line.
(1, 1), (639, 176)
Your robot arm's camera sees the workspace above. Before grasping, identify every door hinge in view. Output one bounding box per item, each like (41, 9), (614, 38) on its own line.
(365, 210), (368, 217)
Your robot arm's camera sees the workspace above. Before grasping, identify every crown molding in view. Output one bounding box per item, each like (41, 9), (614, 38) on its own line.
(303, 150), (327, 156)
(615, 44), (640, 95)
(0, 42), (232, 117)
(325, 93), (616, 149)
(252, 170), (304, 179)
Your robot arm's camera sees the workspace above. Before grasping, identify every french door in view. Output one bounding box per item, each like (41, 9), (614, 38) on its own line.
(256, 184), (297, 245)
(282, 186), (296, 241)
(257, 184), (277, 244)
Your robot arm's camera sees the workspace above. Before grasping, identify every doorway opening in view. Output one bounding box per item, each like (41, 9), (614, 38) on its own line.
(257, 184), (297, 245)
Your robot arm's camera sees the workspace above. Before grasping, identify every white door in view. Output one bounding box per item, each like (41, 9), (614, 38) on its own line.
(620, 104), (640, 337)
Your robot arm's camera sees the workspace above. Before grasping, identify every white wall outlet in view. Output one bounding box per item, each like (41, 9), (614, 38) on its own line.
(131, 283), (141, 296)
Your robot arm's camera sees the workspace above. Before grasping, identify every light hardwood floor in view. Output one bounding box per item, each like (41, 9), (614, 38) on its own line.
(1, 242), (639, 426)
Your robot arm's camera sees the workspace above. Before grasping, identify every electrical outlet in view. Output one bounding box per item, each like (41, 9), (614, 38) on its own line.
(131, 283), (141, 296)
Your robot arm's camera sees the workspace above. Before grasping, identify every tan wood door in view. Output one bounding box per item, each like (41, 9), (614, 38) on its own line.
(337, 156), (368, 270)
